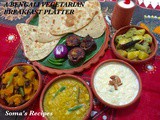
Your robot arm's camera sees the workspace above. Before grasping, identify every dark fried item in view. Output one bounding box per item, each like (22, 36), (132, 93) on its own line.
(80, 35), (97, 52)
(66, 34), (81, 47)
(68, 47), (85, 65)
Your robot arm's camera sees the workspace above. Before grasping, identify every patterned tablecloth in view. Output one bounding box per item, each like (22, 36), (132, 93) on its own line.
(0, 0), (160, 120)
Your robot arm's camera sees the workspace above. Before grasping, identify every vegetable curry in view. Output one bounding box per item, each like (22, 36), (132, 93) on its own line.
(115, 27), (152, 60)
(0, 65), (38, 107)
(43, 78), (90, 120)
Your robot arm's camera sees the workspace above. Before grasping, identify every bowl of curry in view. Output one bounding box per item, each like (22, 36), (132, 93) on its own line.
(40, 74), (93, 120)
(0, 63), (42, 111)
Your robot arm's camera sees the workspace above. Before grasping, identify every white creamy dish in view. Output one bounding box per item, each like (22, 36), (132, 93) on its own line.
(94, 62), (139, 106)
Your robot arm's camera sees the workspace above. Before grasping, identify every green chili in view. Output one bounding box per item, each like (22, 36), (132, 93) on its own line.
(53, 86), (66, 99)
(77, 87), (80, 103)
(20, 87), (25, 96)
(47, 59), (63, 66)
(6, 74), (14, 87)
(68, 104), (83, 112)
(52, 58), (65, 62)
(49, 58), (65, 62)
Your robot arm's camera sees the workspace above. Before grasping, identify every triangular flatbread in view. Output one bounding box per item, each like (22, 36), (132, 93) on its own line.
(74, 0), (106, 38)
(48, 2), (97, 35)
(16, 23), (59, 61)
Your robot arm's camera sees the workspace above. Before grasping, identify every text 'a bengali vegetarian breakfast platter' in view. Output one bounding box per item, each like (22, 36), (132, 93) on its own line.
(0, 0), (158, 120)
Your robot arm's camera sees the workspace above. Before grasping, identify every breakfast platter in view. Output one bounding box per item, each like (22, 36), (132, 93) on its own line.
(17, 0), (110, 74)
(0, 0), (160, 120)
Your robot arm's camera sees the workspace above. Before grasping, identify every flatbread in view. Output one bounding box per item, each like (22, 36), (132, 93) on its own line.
(38, 5), (64, 42)
(74, 0), (106, 38)
(16, 23), (59, 61)
(49, 2), (97, 35)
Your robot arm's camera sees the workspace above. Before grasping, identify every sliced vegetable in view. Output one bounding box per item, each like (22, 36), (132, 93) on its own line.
(135, 43), (148, 52)
(47, 59), (63, 66)
(132, 35), (143, 41)
(24, 84), (32, 95)
(48, 58), (65, 62)
(25, 71), (35, 80)
(127, 51), (139, 60)
(68, 104), (83, 112)
(77, 87), (80, 103)
(119, 40), (141, 50)
(20, 87), (25, 96)
(126, 47), (137, 52)
(53, 44), (68, 59)
(124, 31), (134, 38)
(2, 72), (11, 84)
(11, 66), (20, 75)
(134, 29), (146, 35)
(7, 94), (22, 106)
(118, 38), (131, 45)
(115, 35), (124, 43)
(6, 74), (14, 88)
(117, 50), (127, 57)
(143, 34), (152, 44)
(17, 76), (25, 86)
(138, 51), (149, 60)
(4, 85), (13, 96)
(53, 86), (66, 99)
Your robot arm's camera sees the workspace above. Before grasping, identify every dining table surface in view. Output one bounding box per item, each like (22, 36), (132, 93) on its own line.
(0, 0), (160, 120)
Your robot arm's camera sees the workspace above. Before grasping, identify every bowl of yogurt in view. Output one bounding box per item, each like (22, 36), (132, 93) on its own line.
(91, 59), (142, 108)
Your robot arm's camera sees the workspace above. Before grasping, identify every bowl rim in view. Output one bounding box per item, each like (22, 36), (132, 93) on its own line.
(111, 25), (158, 64)
(90, 59), (142, 109)
(40, 74), (93, 120)
(0, 63), (42, 111)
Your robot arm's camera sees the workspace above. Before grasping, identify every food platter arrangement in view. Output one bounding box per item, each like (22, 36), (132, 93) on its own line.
(17, 0), (109, 74)
(0, 0), (158, 120)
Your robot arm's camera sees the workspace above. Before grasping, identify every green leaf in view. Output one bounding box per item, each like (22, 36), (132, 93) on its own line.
(29, 14), (106, 69)
(29, 14), (39, 26)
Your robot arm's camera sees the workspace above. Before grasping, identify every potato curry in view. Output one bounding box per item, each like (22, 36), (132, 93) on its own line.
(0, 65), (38, 107)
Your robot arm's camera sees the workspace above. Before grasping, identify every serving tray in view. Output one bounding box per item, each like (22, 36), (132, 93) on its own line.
(25, 13), (110, 74)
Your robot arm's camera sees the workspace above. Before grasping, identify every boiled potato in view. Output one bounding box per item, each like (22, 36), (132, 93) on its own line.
(138, 51), (149, 60)
(117, 50), (127, 57)
(127, 51), (139, 60)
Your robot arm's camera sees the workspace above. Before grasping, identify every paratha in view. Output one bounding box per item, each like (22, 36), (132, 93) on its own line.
(49, 2), (97, 35)
(74, 0), (106, 38)
(38, 5), (64, 42)
(16, 23), (59, 61)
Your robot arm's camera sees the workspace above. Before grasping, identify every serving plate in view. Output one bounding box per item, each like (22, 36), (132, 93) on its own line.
(25, 13), (110, 74)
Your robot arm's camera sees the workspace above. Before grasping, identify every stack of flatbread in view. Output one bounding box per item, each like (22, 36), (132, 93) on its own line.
(16, 0), (106, 61)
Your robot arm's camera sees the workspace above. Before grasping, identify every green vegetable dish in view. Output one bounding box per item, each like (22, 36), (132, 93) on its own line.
(43, 78), (90, 120)
(115, 27), (152, 60)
